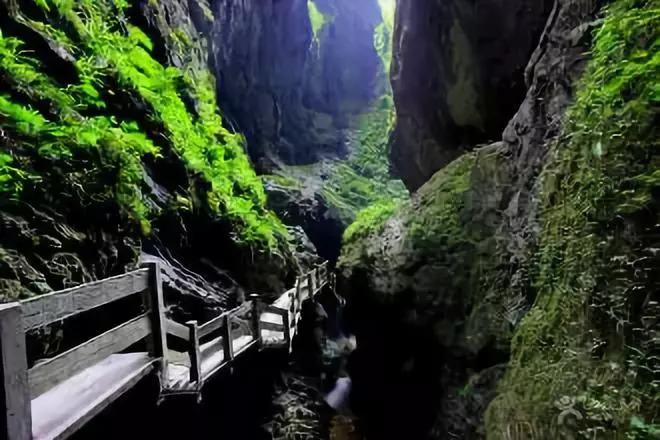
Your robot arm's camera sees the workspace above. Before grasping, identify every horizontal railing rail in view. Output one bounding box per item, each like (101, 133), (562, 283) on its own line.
(20, 268), (150, 332)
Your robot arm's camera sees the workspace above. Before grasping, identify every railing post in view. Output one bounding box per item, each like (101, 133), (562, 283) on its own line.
(142, 262), (169, 382)
(293, 280), (301, 327)
(186, 321), (201, 386)
(307, 272), (315, 299)
(0, 303), (31, 440)
(281, 309), (291, 352)
(249, 294), (262, 348)
(291, 277), (302, 335)
(222, 315), (234, 363)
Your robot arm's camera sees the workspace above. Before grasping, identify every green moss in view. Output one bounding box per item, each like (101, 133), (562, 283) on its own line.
(200, 4), (214, 21)
(0, 0), (288, 249)
(405, 152), (474, 247)
(0, 152), (25, 196)
(170, 28), (192, 51)
(375, 0), (395, 73)
(324, 95), (406, 223)
(343, 199), (399, 245)
(23, 18), (75, 51)
(33, 0), (50, 11)
(340, 152), (475, 269)
(129, 25), (153, 52)
(262, 174), (302, 189)
(486, 1), (660, 438)
(307, 0), (327, 42)
(338, 198), (401, 269)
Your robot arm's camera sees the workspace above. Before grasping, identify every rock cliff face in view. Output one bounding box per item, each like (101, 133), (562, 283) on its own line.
(337, 0), (658, 438)
(0, 0), (306, 314)
(389, 0), (554, 191)
(208, 0), (384, 168)
(204, 0), (405, 263)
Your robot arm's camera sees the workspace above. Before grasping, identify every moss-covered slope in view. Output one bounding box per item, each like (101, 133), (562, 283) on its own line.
(0, 0), (293, 301)
(486, 1), (660, 437)
(0, 0), (285, 246)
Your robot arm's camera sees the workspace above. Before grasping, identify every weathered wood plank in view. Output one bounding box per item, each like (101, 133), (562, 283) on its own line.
(31, 352), (155, 440)
(282, 309), (291, 349)
(28, 314), (151, 399)
(263, 305), (287, 316)
(307, 272), (315, 300)
(260, 321), (284, 332)
(198, 312), (227, 339)
(186, 321), (201, 385)
(221, 315), (233, 363)
(20, 269), (150, 331)
(248, 295), (261, 347)
(142, 262), (169, 379)
(0, 303), (31, 440)
(166, 319), (190, 342)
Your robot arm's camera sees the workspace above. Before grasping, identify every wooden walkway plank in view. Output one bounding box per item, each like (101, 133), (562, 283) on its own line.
(166, 319), (190, 342)
(5, 260), (333, 438)
(31, 353), (155, 440)
(186, 322), (201, 385)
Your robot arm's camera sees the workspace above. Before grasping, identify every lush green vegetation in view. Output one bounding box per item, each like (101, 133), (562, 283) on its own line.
(405, 152), (474, 247)
(339, 152), (475, 271)
(307, 0), (328, 42)
(486, 0), (660, 437)
(0, 0), (287, 249)
(325, 0), (403, 225)
(343, 199), (399, 245)
(375, 0), (395, 72)
(325, 95), (406, 224)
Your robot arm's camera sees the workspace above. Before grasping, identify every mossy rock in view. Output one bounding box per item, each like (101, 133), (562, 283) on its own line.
(485, 1), (660, 437)
(339, 145), (514, 354)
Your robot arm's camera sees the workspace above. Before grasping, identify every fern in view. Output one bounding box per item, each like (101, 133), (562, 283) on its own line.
(1, 0), (288, 248)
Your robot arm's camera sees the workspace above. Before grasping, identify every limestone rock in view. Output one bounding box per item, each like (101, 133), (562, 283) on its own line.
(265, 177), (344, 264)
(389, 0), (553, 190)
(207, 0), (384, 167)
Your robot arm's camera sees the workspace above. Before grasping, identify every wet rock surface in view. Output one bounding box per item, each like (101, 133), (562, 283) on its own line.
(389, 0), (553, 191)
(265, 177), (344, 264)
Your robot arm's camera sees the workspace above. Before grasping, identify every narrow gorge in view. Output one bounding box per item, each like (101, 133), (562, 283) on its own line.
(0, 0), (658, 439)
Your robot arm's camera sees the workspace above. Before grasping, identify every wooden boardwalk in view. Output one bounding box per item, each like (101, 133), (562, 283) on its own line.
(0, 261), (332, 440)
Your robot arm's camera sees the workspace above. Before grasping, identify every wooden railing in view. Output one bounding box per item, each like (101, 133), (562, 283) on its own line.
(0, 261), (331, 440)
(0, 262), (167, 440)
(163, 261), (332, 389)
(265, 260), (333, 349)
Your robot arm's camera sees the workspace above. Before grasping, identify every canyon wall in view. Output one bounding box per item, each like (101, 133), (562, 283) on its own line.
(339, 0), (659, 438)
(389, 0), (553, 190)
